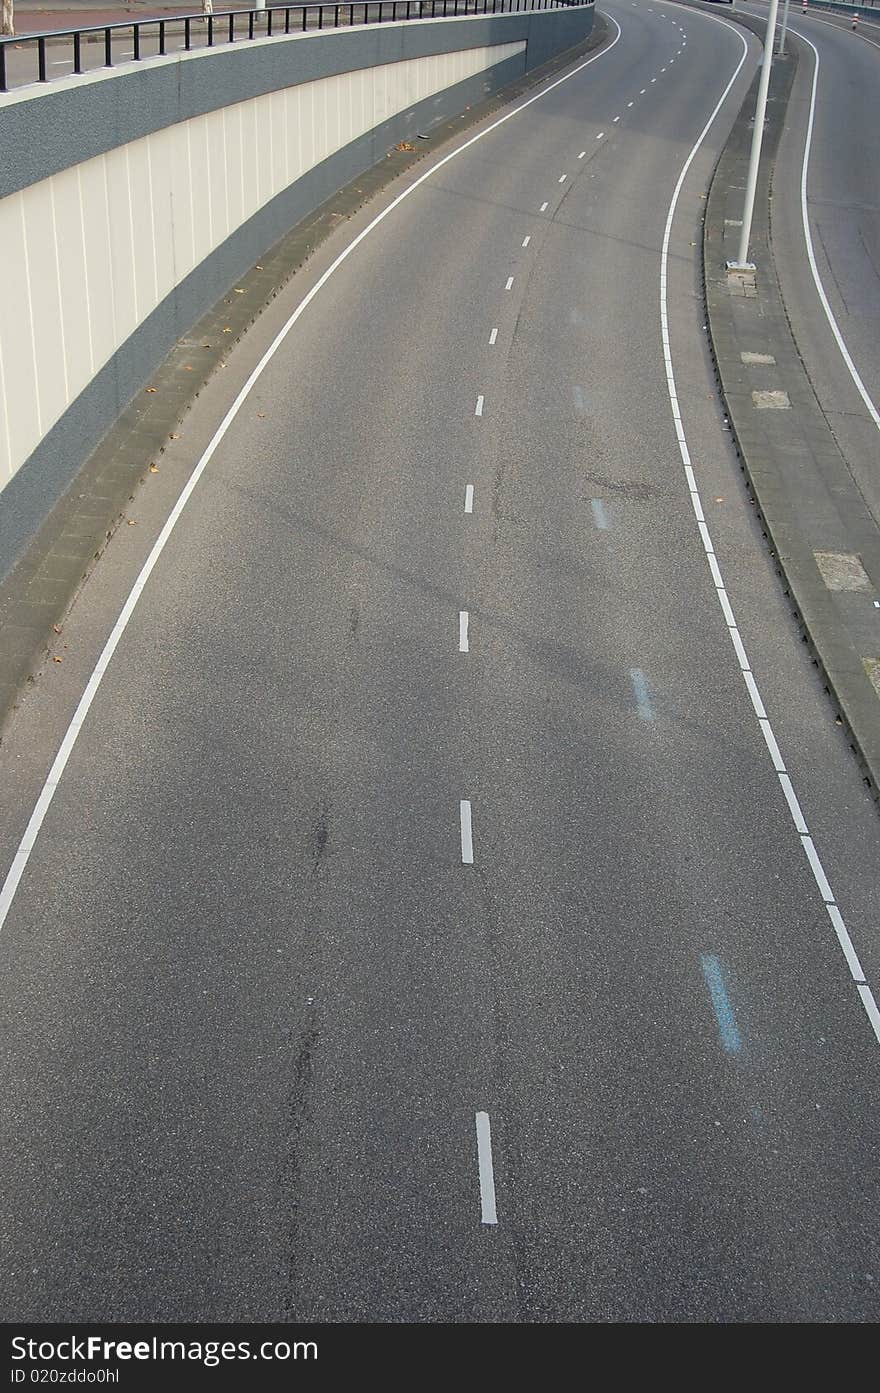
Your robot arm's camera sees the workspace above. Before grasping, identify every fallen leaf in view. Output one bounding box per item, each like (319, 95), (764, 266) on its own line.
(146, 387), (158, 393)
(183, 365), (193, 371)
(222, 327), (232, 333)
(170, 433), (181, 440)
(715, 497), (723, 503)
(255, 265), (263, 271)
(53, 625), (62, 634)
(257, 413), (267, 419)
(127, 519), (137, 526)
(149, 464), (159, 473)
(234, 288), (245, 294)
(53, 655), (63, 663)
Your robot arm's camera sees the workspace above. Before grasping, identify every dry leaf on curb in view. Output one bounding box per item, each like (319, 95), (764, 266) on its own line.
(53, 655), (63, 663)
(395, 141), (416, 152)
(255, 265), (263, 271)
(53, 625), (62, 634)
(222, 327), (232, 333)
(257, 413), (266, 419)
(183, 365), (193, 371)
(149, 464), (159, 473)
(127, 519), (137, 526)
(234, 289), (245, 294)
(170, 433), (181, 440)
(146, 387), (158, 393)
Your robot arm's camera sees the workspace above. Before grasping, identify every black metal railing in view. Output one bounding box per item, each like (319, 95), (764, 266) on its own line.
(0, 0), (588, 94)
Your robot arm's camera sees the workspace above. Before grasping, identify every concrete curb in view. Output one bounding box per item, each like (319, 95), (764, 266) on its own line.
(702, 20), (880, 802)
(0, 16), (606, 740)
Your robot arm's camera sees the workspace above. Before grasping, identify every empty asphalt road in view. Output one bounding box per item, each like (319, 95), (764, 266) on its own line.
(2, 1), (879, 1321)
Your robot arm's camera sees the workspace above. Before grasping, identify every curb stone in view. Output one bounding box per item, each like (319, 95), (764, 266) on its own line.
(701, 15), (880, 804)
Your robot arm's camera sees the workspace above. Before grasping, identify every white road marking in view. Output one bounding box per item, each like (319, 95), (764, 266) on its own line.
(460, 800), (474, 864)
(540, 201), (549, 212)
(558, 173), (567, 183)
(464, 484), (474, 513)
(489, 327), (498, 345)
(459, 611), (469, 653)
(640, 88), (647, 94)
(613, 115), (621, 122)
(475, 394), (484, 416)
(651, 77), (657, 82)
(0, 22), (631, 939)
(578, 151), (587, 159)
(627, 100), (634, 107)
(475, 1112), (497, 1224)
(630, 668), (654, 722)
(505, 276), (514, 290)
(596, 131), (605, 139)
(522, 235), (531, 247)
(591, 499), (609, 530)
(789, 28), (880, 433)
(658, 11), (880, 1049)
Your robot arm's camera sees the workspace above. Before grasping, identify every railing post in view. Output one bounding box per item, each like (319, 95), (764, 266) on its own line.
(104, 27), (112, 66)
(133, 23), (140, 59)
(0, 44), (6, 95)
(208, 14), (214, 44)
(185, 16), (191, 48)
(38, 35), (47, 81)
(159, 20), (166, 54)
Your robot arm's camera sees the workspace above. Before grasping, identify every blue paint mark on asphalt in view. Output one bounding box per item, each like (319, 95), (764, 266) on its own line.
(629, 668), (654, 722)
(701, 954), (742, 1054)
(591, 499), (609, 530)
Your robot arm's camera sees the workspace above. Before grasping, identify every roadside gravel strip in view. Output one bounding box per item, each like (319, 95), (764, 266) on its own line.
(702, 18), (880, 802)
(0, 15), (608, 740)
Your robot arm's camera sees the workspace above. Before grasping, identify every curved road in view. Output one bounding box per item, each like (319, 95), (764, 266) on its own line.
(1, 1), (879, 1321)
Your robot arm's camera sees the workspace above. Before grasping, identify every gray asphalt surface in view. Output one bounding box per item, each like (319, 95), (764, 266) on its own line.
(738, 0), (880, 525)
(2, 1), (880, 1322)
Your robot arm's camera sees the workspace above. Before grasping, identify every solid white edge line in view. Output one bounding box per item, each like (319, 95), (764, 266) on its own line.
(0, 17), (624, 937)
(460, 799), (474, 865)
(793, 28), (880, 431)
(475, 1111), (498, 1225)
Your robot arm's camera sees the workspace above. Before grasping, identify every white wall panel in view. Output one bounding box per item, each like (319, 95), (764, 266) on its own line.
(0, 37), (525, 492)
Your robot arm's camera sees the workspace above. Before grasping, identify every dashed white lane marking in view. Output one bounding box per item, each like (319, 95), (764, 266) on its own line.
(540, 201), (549, 212)
(505, 276), (514, 290)
(627, 101), (634, 107)
(661, 66), (666, 71)
(640, 88), (647, 94)
(558, 173), (567, 183)
(613, 115), (621, 122)
(578, 151), (587, 159)
(464, 484), (474, 513)
(591, 499), (610, 530)
(475, 394), (484, 417)
(658, 13), (880, 1042)
(596, 131), (605, 139)
(0, 18), (626, 940)
(489, 327), (498, 345)
(630, 668), (655, 722)
(460, 800), (474, 864)
(475, 1112), (497, 1224)
(651, 77), (657, 83)
(522, 235), (531, 247)
(459, 611), (469, 653)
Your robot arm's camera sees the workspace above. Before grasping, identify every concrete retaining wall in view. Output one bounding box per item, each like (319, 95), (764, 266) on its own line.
(0, 6), (594, 571)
